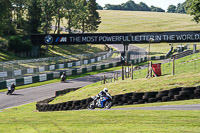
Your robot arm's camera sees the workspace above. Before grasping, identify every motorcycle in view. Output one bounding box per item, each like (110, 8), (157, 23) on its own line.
(7, 87), (15, 95)
(88, 96), (112, 110)
(60, 75), (66, 83)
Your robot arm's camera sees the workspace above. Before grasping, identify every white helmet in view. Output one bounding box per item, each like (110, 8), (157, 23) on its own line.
(103, 88), (108, 92)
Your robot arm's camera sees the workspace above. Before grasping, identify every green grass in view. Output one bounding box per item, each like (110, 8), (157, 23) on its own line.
(51, 52), (200, 104)
(97, 10), (200, 33)
(1, 11), (200, 132)
(0, 100), (200, 133)
(0, 43), (106, 62)
(113, 99), (200, 108)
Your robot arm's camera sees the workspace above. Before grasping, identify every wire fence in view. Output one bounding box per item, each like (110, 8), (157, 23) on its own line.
(0, 51), (111, 81)
(128, 51), (200, 80)
(0, 47), (148, 82)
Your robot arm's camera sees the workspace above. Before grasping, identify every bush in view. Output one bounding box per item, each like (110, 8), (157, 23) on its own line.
(8, 36), (32, 53)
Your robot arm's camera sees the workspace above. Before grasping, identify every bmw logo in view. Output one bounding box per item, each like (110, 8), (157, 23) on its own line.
(44, 35), (53, 44)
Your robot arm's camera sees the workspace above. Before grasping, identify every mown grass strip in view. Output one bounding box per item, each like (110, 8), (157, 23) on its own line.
(1, 100), (200, 133)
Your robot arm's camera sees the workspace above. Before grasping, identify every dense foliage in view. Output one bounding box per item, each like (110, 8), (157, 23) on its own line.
(167, 2), (186, 14)
(8, 36), (32, 53)
(185, 0), (200, 23)
(0, 0), (101, 36)
(104, 0), (164, 12)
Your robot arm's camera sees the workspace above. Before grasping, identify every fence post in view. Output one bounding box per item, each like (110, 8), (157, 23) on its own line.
(128, 66), (130, 78)
(122, 64), (124, 80)
(103, 75), (106, 84)
(131, 64), (133, 80)
(172, 57), (175, 75)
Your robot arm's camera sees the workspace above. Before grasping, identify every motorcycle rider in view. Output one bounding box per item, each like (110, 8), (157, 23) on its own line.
(60, 72), (67, 82)
(7, 83), (15, 95)
(95, 88), (112, 107)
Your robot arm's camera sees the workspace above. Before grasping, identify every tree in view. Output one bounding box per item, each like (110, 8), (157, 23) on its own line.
(0, 0), (14, 36)
(121, 0), (140, 11)
(150, 6), (165, 12)
(186, 0), (200, 23)
(26, 0), (42, 34)
(85, 0), (101, 32)
(53, 0), (65, 34)
(167, 5), (176, 13)
(104, 4), (122, 10)
(64, 0), (77, 34)
(176, 2), (186, 14)
(96, 3), (103, 10)
(40, 0), (55, 34)
(12, 0), (28, 29)
(138, 2), (151, 11)
(74, 0), (88, 33)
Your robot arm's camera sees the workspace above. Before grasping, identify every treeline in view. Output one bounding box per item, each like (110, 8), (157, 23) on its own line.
(0, 0), (101, 37)
(97, 0), (187, 14)
(167, 2), (186, 14)
(98, 0), (165, 12)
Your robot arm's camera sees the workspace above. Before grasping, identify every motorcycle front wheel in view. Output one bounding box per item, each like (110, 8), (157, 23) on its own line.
(104, 101), (112, 109)
(88, 102), (95, 110)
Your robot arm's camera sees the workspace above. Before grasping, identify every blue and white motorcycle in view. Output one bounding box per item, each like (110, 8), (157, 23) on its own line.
(88, 96), (112, 110)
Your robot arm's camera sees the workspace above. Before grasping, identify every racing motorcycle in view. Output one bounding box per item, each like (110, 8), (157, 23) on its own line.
(7, 86), (15, 95)
(88, 96), (112, 110)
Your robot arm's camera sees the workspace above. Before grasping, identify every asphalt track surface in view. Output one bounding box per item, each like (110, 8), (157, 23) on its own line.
(0, 44), (199, 111)
(0, 70), (118, 110)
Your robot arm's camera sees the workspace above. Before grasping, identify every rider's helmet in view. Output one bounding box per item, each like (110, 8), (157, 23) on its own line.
(103, 88), (108, 92)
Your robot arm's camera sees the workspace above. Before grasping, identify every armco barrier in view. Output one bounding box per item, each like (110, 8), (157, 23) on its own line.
(0, 56), (149, 90)
(36, 86), (200, 112)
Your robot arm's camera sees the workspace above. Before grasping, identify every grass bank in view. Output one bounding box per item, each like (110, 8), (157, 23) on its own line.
(97, 10), (200, 33)
(51, 52), (200, 103)
(0, 100), (200, 133)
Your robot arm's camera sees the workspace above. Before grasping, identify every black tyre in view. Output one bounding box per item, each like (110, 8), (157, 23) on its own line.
(169, 87), (182, 93)
(196, 86), (200, 90)
(194, 89), (200, 98)
(162, 96), (171, 102)
(104, 101), (112, 109)
(127, 100), (133, 104)
(133, 93), (144, 99)
(174, 95), (187, 100)
(122, 97), (129, 102)
(168, 93), (177, 98)
(138, 99), (146, 104)
(148, 98), (157, 103)
(179, 90), (192, 96)
(88, 102), (95, 110)
(181, 87), (196, 91)
(114, 94), (123, 100)
(143, 92), (158, 99)
(156, 90), (169, 98)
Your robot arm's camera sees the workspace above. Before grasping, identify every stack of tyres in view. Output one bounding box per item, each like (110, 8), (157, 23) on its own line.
(194, 86), (200, 98)
(122, 93), (134, 105)
(80, 99), (87, 109)
(72, 100), (81, 110)
(155, 90), (170, 102)
(131, 93), (144, 104)
(174, 87), (196, 100)
(168, 87), (182, 100)
(113, 94), (123, 106)
(142, 92), (158, 103)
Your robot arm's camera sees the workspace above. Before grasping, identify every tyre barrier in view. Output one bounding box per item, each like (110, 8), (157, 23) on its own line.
(36, 86), (200, 112)
(55, 87), (81, 97)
